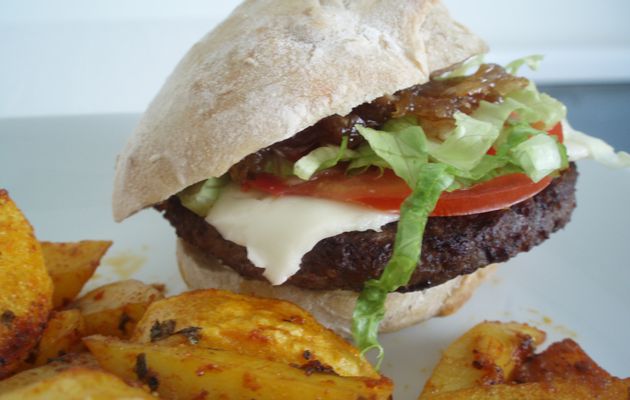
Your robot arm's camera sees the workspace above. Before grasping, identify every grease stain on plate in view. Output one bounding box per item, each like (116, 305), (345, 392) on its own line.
(526, 308), (577, 338)
(103, 248), (148, 279)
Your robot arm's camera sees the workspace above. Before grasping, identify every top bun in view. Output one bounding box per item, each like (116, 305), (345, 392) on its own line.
(112, 0), (486, 221)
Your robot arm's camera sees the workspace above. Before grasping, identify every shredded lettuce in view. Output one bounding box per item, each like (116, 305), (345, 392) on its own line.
(510, 133), (563, 182)
(351, 162), (453, 366)
(427, 112), (499, 171)
(507, 83), (567, 128)
(347, 144), (391, 172)
(293, 136), (352, 180)
(356, 119), (428, 188)
(434, 55), (485, 80)
(505, 54), (544, 75)
(563, 121), (630, 168)
(177, 177), (228, 217)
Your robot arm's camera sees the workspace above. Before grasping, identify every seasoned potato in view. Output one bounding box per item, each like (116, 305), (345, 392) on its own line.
(425, 379), (630, 400)
(419, 321), (630, 400)
(0, 353), (153, 399)
(84, 335), (393, 400)
(0, 190), (53, 378)
(72, 279), (163, 338)
(132, 289), (377, 378)
(20, 309), (86, 369)
(419, 321), (546, 398)
(41, 241), (112, 308)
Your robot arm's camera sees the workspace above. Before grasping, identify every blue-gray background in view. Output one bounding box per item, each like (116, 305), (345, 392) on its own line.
(542, 84), (630, 151)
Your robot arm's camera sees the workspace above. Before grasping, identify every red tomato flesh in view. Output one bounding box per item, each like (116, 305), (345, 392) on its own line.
(243, 168), (552, 216)
(241, 122), (562, 216)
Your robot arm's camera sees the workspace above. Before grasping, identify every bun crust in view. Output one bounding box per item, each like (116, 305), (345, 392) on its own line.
(176, 239), (497, 337)
(112, 0), (486, 220)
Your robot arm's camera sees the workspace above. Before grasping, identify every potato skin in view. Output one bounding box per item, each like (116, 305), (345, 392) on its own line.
(425, 379), (630, 400)
(0, 353), (153, 399)
(84, 335), (393, 400)
(0, 190), (53, 378)
(72, 279), (164, 338)
(419, 321), (546, 398)
(132, 288), (377, 378)
(418, 321), (630, 400)
(41, 241), (112, 308)
(19, 310), (86, 370)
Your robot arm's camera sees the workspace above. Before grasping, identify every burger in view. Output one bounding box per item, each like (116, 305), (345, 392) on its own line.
(112, 0), (629, 357)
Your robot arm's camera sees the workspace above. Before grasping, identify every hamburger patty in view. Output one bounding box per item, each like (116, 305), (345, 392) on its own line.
(160, 164), (577, 293)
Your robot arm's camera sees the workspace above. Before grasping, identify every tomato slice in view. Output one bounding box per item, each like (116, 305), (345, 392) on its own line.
(431, 173), (551, 216)
(547, 122), (564, 143)
(243, 168), (552, 217)
(242, 121), (562, 216)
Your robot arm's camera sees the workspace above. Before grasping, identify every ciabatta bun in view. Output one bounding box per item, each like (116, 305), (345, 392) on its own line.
(112, 0), (486, 221)
(176, 239), (497, 337)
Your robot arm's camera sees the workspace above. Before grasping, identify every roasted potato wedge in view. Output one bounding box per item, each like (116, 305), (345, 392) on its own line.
(425, 379), (630, 400)
(132, 289), (377, 378)
(41, 241), (112, 308)
(72, 279), (163, 338)
(20, 309), (86, 369)
(0, 353), (153, 399)
(419, 321), (630, 400)
(419, 321), (546, 398)
(0, 190), (53, 378)
(84, 335), (393, 400)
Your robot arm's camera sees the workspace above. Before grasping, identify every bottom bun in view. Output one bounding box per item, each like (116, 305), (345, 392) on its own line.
(176, 239), (497, 337)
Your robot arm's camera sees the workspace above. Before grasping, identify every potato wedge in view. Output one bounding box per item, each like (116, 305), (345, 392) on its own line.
(0, 190), (53, 378)
(20, 309), (86, 369)
(132, 289), (377, 378)
(72, 279), (163, 338)
(41, 241), (112, 308)
(84, 335), (393, 400)
(0, 353), (153, 399)
(419, 321), (546, 398)
(426, 379), (630, 400)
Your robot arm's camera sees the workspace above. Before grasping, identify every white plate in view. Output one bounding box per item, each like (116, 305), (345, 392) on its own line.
(1, 114), (629, 399)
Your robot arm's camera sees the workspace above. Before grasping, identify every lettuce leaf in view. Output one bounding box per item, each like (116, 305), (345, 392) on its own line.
(347, 144), (391, 172)
(178, 177), (228, 217)
(563, 121), (630, 168)
(505, 54), (544, 75)
(433, 55), (485, 80)
(507, 83), (567, 129)
(356, 121), (428, 188)
(427, 112), (499, 171)
(351, 164), (453, 366)
(293, 135), (352, 180)
(510, 133), (563, 182)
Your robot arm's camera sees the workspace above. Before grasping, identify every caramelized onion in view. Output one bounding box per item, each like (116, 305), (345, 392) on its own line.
(229, 64), (528, 182)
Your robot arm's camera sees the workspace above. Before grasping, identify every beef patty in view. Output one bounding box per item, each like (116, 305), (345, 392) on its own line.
(160, 163), (577, 293)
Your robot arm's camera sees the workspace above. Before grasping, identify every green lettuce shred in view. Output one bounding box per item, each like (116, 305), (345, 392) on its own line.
(505, 54), (544, 75)
(510, 130), (563, 182)
(293, 136), (351, 180)
(357, 119), (428, 187)
(177, 176), (228, 217)
(351, 162), (453, 367)
(434, 55), (485, 80)
(427, 112), (499, 171)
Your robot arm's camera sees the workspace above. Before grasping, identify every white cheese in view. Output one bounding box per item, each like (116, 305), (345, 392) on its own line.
(206, 185), (398, 285)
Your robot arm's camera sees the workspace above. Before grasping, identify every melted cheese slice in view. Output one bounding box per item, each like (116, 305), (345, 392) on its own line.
(206, 185), (398, 285)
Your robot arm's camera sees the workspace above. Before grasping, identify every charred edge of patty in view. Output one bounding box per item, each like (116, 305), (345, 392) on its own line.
(158, 164), (577, 293)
